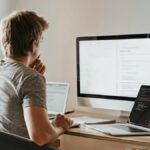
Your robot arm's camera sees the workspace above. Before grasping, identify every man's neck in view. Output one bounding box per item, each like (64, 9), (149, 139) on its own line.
(4, 56), (30, 67)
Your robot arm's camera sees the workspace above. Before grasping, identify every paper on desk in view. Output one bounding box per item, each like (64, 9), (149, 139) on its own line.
(71, 116), (116, 125)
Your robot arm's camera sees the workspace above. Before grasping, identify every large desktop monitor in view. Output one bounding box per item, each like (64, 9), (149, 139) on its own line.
(77, 34), (150, 111)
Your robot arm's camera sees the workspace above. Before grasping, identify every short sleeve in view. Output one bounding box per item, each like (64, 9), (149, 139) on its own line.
(20, 73), (47, 109)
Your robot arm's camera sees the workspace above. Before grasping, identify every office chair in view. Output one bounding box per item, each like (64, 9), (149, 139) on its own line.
(0, 131), (58, 150)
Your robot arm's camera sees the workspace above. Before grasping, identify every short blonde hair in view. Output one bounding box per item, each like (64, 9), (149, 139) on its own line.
(0, 10), (48, 57)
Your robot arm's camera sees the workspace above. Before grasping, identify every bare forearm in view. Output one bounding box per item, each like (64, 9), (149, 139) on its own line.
(24, 107), (64, 146)
(46, 126), (64, 145)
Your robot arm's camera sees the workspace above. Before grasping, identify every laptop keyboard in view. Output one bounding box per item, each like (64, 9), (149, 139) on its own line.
(48, 114), (56, 119)
(112, 125), (147, 132)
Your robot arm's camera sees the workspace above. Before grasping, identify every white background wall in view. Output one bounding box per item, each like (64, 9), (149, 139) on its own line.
(1, 0), (150, 112)
(0, 0), (17, 18)
(0, 0), (17, 58)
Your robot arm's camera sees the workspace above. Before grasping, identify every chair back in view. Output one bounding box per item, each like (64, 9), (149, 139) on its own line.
(0, 131), (57, 150)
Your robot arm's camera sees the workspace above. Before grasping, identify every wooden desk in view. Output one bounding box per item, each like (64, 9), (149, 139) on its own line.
(61, 111), (150, 150)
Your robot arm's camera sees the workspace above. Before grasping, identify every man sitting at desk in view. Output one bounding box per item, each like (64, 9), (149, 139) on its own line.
(0, 10), (73, 147)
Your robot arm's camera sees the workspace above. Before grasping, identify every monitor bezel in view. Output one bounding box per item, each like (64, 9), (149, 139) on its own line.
(76, 34), (150, 101)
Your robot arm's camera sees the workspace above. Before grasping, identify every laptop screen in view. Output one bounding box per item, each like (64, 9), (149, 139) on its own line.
(129, 85), (150, 128)
(46, 82), (69, 114)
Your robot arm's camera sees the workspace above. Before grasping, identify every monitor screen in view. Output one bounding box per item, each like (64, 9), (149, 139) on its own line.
(77, 34), (150, 101)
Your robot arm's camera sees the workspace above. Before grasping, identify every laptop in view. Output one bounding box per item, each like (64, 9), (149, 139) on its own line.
(46, 82), (69, 119)
(86, 85), (150, 136)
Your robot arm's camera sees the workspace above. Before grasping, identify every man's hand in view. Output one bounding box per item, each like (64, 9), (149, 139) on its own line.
(29, 57), (46, 75)
(52, 114), (73, 132)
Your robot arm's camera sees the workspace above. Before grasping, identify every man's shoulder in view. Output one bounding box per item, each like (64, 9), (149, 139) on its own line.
(20, 66), (45, 81)
(16, 65), (46, 92)
(0, 60), (45, 82)
(27, 69), (45, 81)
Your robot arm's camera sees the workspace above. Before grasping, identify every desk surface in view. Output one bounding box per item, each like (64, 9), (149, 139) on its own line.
(66, 111), (150, 147)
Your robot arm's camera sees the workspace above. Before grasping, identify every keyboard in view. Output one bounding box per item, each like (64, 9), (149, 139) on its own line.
(48, 114), (56, 119)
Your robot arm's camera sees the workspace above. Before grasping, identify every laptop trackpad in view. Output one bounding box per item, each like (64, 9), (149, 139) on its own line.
(111, 124), (147, 132)
(87, 124), (148, 135)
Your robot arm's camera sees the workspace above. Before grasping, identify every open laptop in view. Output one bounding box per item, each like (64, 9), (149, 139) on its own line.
(86, 85), (150, 136)
(46, 82), (69, 119)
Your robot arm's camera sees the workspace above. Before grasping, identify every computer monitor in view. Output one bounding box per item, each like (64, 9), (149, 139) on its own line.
(77, 34), (150, 111)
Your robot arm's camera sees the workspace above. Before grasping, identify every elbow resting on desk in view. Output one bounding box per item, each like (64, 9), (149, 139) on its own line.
(30, 130), (58, 146)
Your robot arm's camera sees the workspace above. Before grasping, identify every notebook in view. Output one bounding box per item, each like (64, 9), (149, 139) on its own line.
(46, 82), (69, 119)
(86, 85), (150, 136)
(71, 116), (116, 126)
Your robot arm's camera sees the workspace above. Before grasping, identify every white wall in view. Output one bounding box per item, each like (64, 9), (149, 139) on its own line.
(13, 0), (150, 112)
(0, 0), (17, 19)
(0, 0), (17, 58)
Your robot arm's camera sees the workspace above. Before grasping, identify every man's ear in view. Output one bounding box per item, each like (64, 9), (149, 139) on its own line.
(31, 40), (37, 54)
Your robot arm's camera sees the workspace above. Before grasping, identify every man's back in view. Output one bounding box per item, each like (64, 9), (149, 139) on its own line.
(0, 60), (46, 138)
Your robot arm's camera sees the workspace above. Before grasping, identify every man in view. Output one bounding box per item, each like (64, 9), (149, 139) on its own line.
(0, 10), (73, 146)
